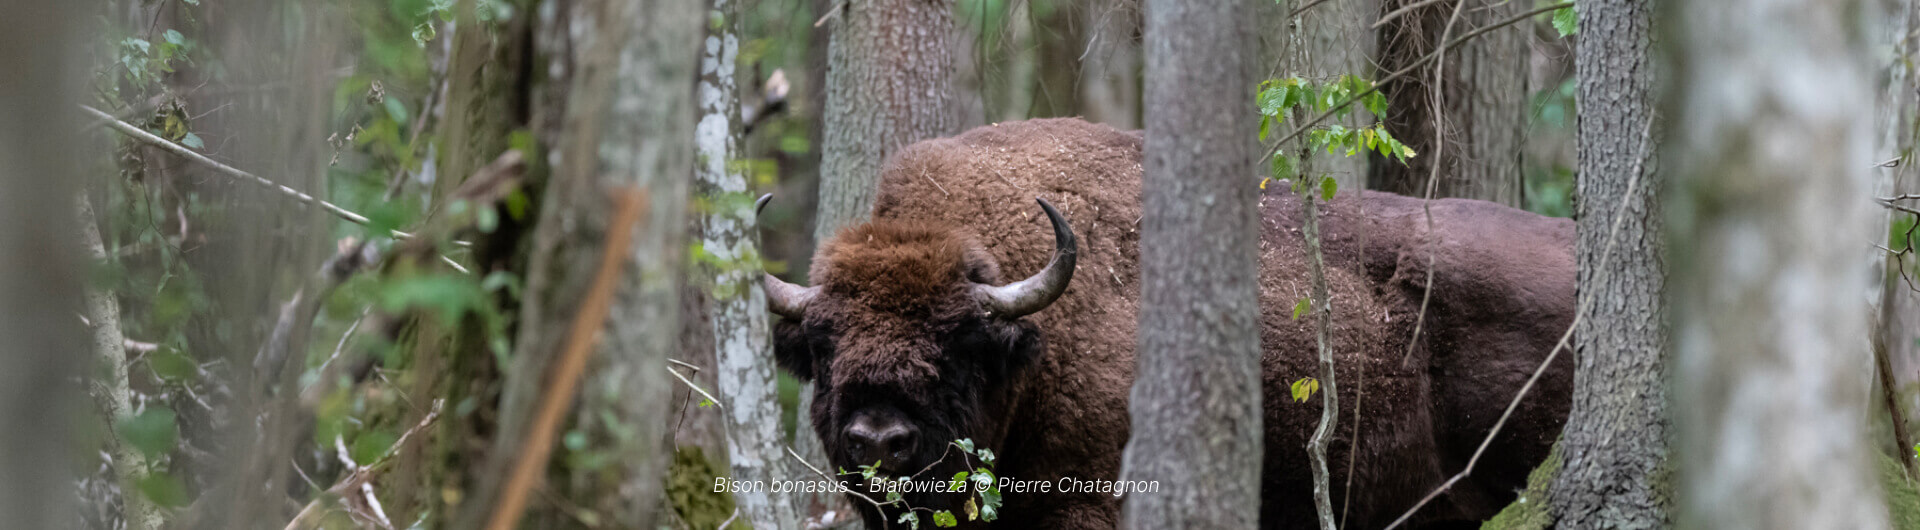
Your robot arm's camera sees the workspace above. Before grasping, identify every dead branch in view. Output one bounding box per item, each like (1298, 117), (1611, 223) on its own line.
(283, 399), (444, 530)
(483, 188), (649, 530)
(1398, 0), (1466, 369)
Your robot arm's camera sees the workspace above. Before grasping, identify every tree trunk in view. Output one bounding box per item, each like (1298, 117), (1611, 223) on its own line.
(457, 0), (699, 527)
(1547, 0), (1668, 527)
(1032, 0), (1086, 119)
(815, 0), (960, 242)
(1079, 0), (1142, 129)
(1120, 0), (1263, 527)
(0, 2), (87, 526)
(1666, 0), (1891, 527)
(1369, 0), (1527, 206)
(78, 193), (164, 530)
(696, 0), (804, 527)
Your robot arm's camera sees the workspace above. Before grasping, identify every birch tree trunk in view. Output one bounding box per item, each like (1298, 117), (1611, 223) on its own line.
(1666, 0), (1890, 527)
(78, 193), (163, 530)
(1120, 0), (1263, 526)
(1369, 0), (1527, 207)
(697, 0), (803, 528)
(1548, 1), (1668, 527)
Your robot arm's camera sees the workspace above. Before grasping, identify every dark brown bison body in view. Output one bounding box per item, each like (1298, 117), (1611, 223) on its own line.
(768, 118), (1573, 529)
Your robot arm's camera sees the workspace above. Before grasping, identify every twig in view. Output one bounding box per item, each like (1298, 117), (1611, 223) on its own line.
(283, 399), (443, 530)
(79, 104), (389, 231)
(1373, 0), (1453, 28)
(484, 188), (649, 530)
(1262, 2), (1574, 163)
(1289, 0), (1340, 19)
(1398, 0), (1466, 368)
(667, 363), (726, 412)
(1381, 116), (1657, 530)
(814, 0), (848, 27)
(1303, 180), (1340, 530)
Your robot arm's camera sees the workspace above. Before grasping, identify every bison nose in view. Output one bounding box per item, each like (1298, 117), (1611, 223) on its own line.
(846, 418), (917, 471)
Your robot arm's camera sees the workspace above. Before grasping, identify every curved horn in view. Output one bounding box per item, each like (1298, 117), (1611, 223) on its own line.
(757, 194), (820, 319)
(977, 198), (1077, 318)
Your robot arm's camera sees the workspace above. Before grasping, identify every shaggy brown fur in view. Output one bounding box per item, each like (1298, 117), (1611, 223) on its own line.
(773, 118), (1573, 529)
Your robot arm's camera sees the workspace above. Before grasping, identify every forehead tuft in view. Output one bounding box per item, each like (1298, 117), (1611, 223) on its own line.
(811, 220), (1000, 313)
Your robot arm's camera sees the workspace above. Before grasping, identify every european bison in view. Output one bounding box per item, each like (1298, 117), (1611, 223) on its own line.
(766, 118), (1573, 529)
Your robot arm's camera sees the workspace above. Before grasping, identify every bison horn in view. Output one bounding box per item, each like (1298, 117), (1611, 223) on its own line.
(976, 198), (1077, 318)
(757, 194), (821, 319)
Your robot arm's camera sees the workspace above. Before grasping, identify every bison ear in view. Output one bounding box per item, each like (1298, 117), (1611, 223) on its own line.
(995, 320), (1046, 382)
(772, 319), (818, 381)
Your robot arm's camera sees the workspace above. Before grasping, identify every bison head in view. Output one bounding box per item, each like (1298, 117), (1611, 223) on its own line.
(764, 198), (1075, 500)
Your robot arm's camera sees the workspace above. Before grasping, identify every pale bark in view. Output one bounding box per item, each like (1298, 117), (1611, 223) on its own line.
(77, 193), (163, 530)
(1547, 0), (1669, 527)
(463, 0), (699, 527)
(697, 1), (803, 528)
(815, 0), (959, 242)
(1301, 190), (1338, 530)
(1666, 0), (1890, 527)
(1120, 0), (1263, 527)
(1369, 0), (1528, 207)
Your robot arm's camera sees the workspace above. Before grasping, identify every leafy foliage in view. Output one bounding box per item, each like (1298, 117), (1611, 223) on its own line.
(1256, 75), (1416, 192)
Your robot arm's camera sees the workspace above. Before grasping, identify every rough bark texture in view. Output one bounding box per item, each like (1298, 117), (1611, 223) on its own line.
(1120, 0), (1263, 527)
(1369, 0), (1527, 207)
(0, 3), (85, 526)
(78, 193), (162, 530)
(1880, 0), (1920, 475)
(1666, 0), (1891, 527)
(815, 0), (960, 243)
(696, 1), (803, 528)
(460, 0), (699, 527)
(1547, 0), (1670, 527)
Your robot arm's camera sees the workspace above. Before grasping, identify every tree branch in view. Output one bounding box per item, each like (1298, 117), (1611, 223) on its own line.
(1262, 1), (1572, 163)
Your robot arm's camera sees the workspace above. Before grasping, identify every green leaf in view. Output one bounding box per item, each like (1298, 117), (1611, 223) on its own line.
(163, 29), (185, 46)
(1291, 298), (1311, 319)
(977, 448), (996, 465)
(1290, 377), (1320, 402)
(118, 407), (177, 458)
(1552, 6), (1577, 38)
(148, 347), (197, 381)
(956, 438), (975, 453)
(180, 132), (204, 150)
(1259, 115), (1272, 143)
(933, 511), (959, 527)
(1257, 86), (1290, 117)
(1271, 154), (1296, 182)
(981, 502), (999, 522)
(137, 473), (191, 507)
(350, 429), (398, 464)
(898, 511), (921, 530)
(1365, 91), (1388, 119)
(952, 471), (971, 491)
(1321, 176), (1338, 201)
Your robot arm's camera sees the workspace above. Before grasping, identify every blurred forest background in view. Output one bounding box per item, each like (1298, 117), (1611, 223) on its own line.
(7, 0), (1920, 528)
